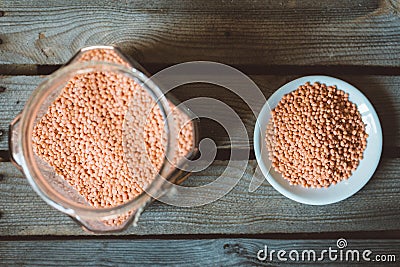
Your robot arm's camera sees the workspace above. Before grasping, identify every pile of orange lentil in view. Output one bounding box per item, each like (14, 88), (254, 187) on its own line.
(266, 82), (367, 188)
(32, 49), (193, 224)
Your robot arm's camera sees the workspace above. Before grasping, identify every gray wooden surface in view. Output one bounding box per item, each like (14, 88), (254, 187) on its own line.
(0, 0), (399, 67)
(0, 0), (399, 265)
(0, 239), (398, 266)
(1, 159), (399, 236)
(0, 75), (399, 151)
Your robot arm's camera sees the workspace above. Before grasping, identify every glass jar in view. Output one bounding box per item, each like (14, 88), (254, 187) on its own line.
(9, 46), (198, 232)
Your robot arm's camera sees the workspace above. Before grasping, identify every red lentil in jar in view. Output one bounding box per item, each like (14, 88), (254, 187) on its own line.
(10, 46), (198, 232)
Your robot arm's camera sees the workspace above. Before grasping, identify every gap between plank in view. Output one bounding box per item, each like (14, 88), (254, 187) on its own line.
(1, 230), (399, 241)
(0, 64), (400, 76)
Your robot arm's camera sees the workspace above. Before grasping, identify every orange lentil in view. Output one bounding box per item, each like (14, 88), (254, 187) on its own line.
(265, 82), (367, 188)
(32, 49), (194, 225)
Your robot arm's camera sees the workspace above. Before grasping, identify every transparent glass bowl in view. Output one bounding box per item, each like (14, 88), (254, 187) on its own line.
(9, 46), (198, 232)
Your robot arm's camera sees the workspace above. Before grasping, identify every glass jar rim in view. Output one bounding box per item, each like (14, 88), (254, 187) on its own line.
(19, 60), (176, 218)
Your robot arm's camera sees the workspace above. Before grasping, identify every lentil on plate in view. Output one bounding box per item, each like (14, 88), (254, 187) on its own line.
(266, 82), (367, 188)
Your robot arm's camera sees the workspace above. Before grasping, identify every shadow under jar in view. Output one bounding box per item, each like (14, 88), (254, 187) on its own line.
(9, 46), (199, 233)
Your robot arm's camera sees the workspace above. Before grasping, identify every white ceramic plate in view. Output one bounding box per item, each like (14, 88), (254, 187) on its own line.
(254, 75), (382, 205)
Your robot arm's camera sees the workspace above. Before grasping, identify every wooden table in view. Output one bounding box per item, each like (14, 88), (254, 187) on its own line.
(0, 0), (399, 265)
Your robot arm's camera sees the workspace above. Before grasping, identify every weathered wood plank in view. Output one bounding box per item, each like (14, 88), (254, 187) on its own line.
(0, 0), (399, 66)
(1, 75), (399, 152)
(0, 158), (399, 236)
(0, 239), (398, 266)
(0, 239), (400, 266)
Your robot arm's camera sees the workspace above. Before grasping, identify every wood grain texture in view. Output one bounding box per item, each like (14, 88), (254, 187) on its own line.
(1, 75), (399, 152)
(0, 239), (398, 266)
(0, 0), (399, 66)
(0, 158), (399, 236)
